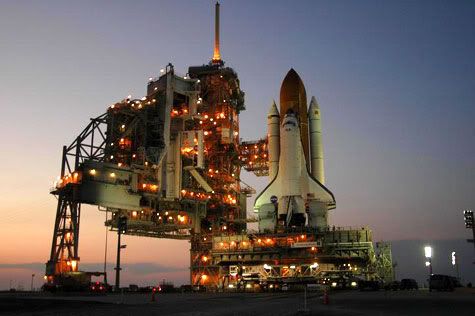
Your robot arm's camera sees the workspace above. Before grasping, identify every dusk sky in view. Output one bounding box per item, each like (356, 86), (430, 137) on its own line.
(1, 0), (474, 289)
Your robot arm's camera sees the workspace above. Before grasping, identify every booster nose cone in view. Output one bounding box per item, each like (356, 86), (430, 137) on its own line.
(309, 96), (319, 112)
(268, 100), (280, 117)
(279, 68), (309, 167)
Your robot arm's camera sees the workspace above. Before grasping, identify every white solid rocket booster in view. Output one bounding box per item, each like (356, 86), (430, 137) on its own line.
(308, 96), (325, 184)
(267, 101), (280, 180)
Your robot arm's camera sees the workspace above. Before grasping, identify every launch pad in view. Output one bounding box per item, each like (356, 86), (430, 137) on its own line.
(44, 3), (392, 291)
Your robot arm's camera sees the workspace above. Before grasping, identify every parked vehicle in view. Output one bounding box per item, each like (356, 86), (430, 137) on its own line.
(429, 274), (454, 292)
(384, 281), (400, 291)
(400, 279), (418, 290)
(358, 280), (382, 291)
(90, 281), (108, 293)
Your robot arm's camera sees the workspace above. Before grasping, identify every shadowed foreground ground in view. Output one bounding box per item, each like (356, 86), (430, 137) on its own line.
(1, 289), (474, 316)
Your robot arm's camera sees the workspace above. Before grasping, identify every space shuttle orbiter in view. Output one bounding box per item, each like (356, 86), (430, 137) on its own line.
(254, 69), (335, 232)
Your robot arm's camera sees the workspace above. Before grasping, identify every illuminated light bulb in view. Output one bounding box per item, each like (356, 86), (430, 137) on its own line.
(110, 104), (115, 109)
(121, 124), (125, 129)
(127, 95), (132, 99)
(202, 256), (208, 262)
(154, 87), (158, 91)
(213, 122), (216, 125)
(160, 69), (164, 73)
(204, 131), (209, 136)
(197, 80), (200, 83)
(109, 172), (116, 178)
(181, 189), (186, 194)
(141, 97), (146, 101)
(165, 211), (168, 216)
(204, 114), (208, 119)
(132, 211), (137, 217)
(199, 121), (203, 124)
(210, 118), (213, 122)
(257, 239), (262, 243)
(148, 77), (153, 81)
(118, 162), (122, 167)
(142, 184), (147, 189)
(152, 99), (156, 102)
(234, 131), (238, 136)
(110, 155), (114, 159)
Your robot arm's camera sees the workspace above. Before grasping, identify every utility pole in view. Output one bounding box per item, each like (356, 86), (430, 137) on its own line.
(452, 251), (460, 280)
(115, 216), (127, 292)
(30, 274), (35, 291)
(104, 210), (109, 286)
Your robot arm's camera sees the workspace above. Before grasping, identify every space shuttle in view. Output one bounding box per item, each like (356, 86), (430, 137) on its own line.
(254, 69), (335, 232)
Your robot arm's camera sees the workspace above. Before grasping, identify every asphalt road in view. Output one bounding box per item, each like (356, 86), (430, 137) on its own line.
(1, 289), (474, 316)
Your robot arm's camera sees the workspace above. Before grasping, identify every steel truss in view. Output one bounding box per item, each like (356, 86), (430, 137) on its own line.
(46, 113), (108, 276)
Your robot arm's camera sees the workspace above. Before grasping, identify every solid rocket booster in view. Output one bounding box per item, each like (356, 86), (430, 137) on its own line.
(308, 96), (325, 184)
(267, 101), (280, 180)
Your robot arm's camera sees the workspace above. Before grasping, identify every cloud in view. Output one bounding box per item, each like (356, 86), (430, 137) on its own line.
(0, 262), (187, 276)
(0, 262), (45, 271)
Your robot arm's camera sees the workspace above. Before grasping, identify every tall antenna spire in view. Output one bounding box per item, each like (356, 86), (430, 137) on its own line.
(212, 2), (222, 64)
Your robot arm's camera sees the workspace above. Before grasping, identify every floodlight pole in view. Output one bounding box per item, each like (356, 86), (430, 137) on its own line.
(115, 229), (122, 292)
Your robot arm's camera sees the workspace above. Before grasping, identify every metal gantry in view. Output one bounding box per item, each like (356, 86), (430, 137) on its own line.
(46, 114), (108, 277)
